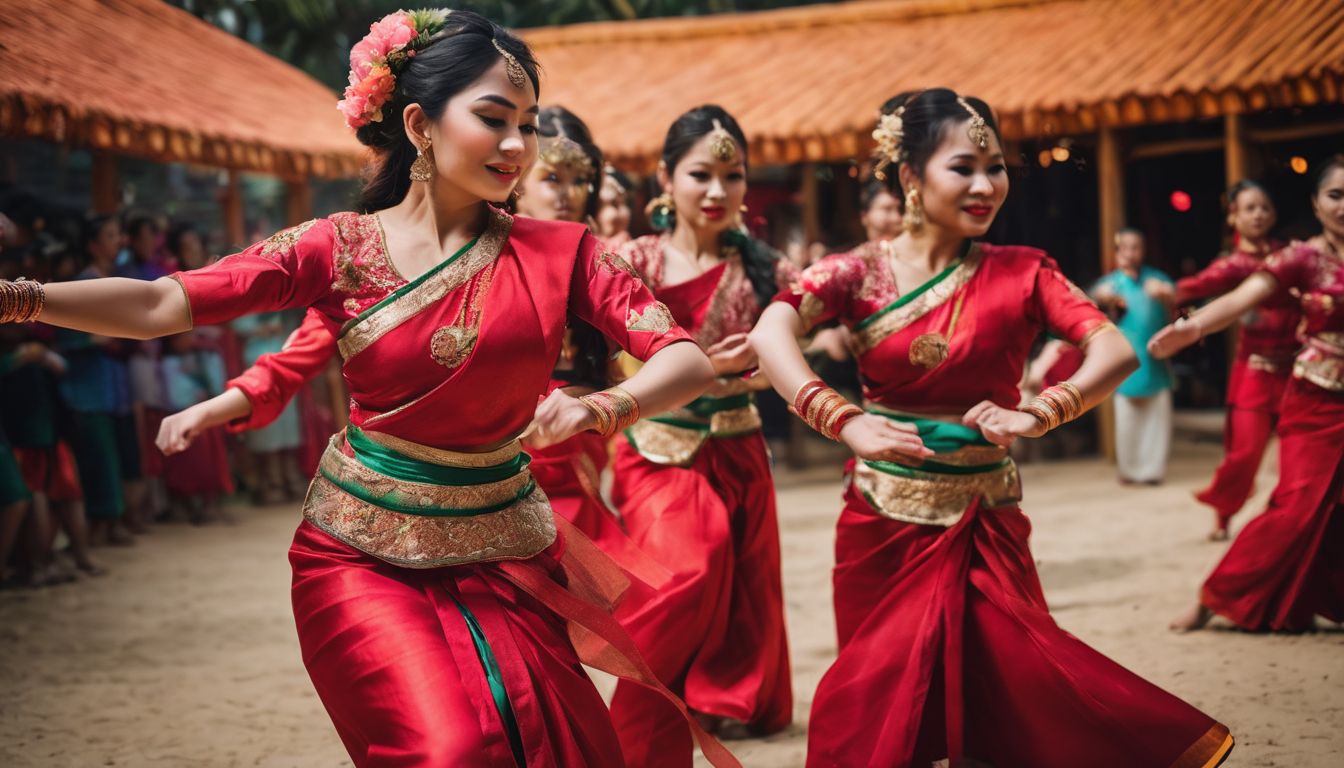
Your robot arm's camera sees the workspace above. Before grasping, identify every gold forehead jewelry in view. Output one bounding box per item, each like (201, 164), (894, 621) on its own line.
(492, 38), (527, 89)
(956, 96), (990, 150)
(538, 134), (594, 176)
(708, 119), (740, 163)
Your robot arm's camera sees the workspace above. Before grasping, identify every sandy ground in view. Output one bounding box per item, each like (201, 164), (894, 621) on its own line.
(2, 439), (1341, 767)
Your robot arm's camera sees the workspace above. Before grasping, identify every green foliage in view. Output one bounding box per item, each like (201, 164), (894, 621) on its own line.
(166, 0), (820, 89)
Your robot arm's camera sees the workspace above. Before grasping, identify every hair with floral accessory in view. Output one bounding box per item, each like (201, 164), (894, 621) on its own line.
(338, 9), (452, 130)
(348, 9), (541, 213)
(871, 88), (1001, 192)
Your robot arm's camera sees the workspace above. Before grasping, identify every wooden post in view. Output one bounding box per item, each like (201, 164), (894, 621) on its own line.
(1095, 126), (1125, 462)
(801, 163), (821, 246)
(222, 170), (245, 249)
(285, 177), (313, 226)
(1222, 113), (1255, 366)
(1224, 112), (1251, 185)
(1097, 127), (1125, 273)
(90, 151), (119, 213)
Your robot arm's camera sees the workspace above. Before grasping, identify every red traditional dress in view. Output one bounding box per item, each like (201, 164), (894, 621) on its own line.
(1177, 239), (1297, 527)
(607, 233), (794, 766)
(777, 240), (1233, 768)
(170, 208), (736, 768)
(1199, 241), (1344, 631)
(228, 310), (648, 571)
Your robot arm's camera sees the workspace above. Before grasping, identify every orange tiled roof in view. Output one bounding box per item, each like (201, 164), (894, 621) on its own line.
(0, 0), (364, 178)
(525, 0), (1344, 169)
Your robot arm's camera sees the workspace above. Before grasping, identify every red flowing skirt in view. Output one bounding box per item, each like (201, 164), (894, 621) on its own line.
(607, 432), (792, 767)
(290, 521), (621, 767)
(162, 426), (234, 496)
(810, 481), (1232, 768)
(1195, 359), (1290, 524)
(290, 519), (738, 768)
(1202, 379), (1344, 630)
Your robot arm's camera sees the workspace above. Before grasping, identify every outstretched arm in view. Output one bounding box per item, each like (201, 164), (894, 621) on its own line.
(37, 277), (192, 340)
(1148, 273), (1276, 359)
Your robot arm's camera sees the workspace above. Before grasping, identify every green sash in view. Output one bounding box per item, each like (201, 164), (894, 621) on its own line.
(319, 427), (536, 517)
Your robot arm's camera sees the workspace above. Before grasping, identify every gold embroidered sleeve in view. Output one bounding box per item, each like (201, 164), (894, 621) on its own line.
(627, 302), (676, 334)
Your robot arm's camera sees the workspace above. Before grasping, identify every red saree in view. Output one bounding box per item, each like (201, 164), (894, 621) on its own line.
(606, 234), (794, 766)
(173, 209), (736, 768)
(1177, 242), (1298, 527)
(1199, 242), (1344, 631)
(778, 241), (1232, 768)
(227, 310), (641, 567)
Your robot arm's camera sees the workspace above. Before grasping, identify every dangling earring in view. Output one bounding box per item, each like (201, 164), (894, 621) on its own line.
(645, 192), (675, 232)
(903, 187), (924, 233)
(409, 140), (434, 183)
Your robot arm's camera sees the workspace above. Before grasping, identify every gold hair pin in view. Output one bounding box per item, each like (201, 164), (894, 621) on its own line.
(492, 38), (526, 89)
(956, 96), (989, 150)
(708, 119), (740, 163)
(539, 135), (594, 176)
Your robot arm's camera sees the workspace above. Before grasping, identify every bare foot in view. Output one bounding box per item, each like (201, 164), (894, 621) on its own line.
(1169, 604), (1213, 632)
(1206, 525), (1229, 542)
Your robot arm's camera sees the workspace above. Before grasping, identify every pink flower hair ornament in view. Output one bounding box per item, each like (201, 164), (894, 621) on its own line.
(338, 9), (453, 130)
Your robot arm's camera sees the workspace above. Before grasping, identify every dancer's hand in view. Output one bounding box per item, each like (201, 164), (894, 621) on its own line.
(523, 388), (595, 451)
(1147, 316), (1202, 359)
(962, 401), (1045, 446)
(837, 414), (931, 463)
(157, 406), (209, 455)
(705, 333), (757, 375)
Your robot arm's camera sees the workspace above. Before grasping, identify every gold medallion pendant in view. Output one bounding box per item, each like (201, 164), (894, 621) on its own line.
(908, 332), (950, 369)
(430, 325), (478, 370)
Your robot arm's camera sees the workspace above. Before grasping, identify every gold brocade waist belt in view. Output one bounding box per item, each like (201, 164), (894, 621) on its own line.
(1293, 334), (1344, 393)
(850, 404), (1020, 527)
(624, 394), (762, 467)
(301, 430), (556, 568)
(851, 458), (1022, 527)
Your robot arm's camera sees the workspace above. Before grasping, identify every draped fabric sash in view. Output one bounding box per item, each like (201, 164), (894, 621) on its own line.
(852, 406), (1021, 527)
(337, 209), (512, 361)
(851, 244), (981, 357)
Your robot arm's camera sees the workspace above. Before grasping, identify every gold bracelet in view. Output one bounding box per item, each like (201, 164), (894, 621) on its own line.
(0, 279), (45, 324)
(1020, 381), (1084, 432)
(578, 385), (641, 437)
(793, 379), (862, 441)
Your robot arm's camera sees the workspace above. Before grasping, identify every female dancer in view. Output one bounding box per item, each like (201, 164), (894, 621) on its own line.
(1175, 180), (1295, 539)
(749, 88), (1233, 767)
(1, 11), (734, 766)
(159, 105), (650, 566)
(608, 105), (793, 764)
(1153, 155), (1344, 633)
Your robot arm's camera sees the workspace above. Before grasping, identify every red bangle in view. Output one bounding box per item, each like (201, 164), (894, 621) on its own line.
(831, 407), (862, 437)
